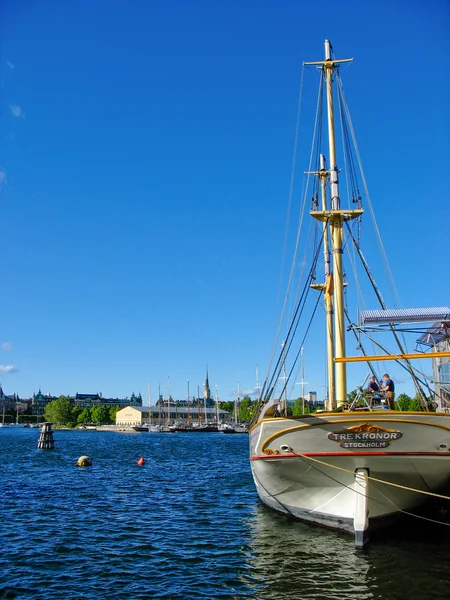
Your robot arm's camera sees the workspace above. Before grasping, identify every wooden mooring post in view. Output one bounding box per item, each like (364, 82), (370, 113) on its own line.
(38, 422), (55, 450)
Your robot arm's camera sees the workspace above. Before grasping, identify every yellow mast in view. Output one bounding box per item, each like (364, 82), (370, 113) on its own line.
(307, 40), (362, 409)
(310, 155), (335, 410)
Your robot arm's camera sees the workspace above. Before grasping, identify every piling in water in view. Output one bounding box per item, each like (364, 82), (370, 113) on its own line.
(38, 422), (55, 450)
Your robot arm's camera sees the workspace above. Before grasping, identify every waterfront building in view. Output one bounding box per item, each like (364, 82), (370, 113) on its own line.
(31, 390), (143, 415)
(305, 391), (318, 405)
(303, 391), (325, 409)
(0, 387), (31, 422)
(0, 386), (17, 410)
(73, 392), (142, 409)
(115, 405), (232, 427)
(32, 390), (58, 415)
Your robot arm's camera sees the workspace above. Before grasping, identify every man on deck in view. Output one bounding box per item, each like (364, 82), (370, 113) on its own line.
(381, 374), (395, 410)
(367, 376), (379, 394)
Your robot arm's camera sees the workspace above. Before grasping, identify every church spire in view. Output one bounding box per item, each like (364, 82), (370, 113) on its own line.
(203, 366), (211, 400)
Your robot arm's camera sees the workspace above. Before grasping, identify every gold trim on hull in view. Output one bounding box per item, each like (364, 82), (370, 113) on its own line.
(254, 415), (450, 455)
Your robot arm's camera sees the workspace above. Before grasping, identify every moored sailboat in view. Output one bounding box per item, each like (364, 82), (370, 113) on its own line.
(249, 40), (450, 547)
(132, 381), (162, 432)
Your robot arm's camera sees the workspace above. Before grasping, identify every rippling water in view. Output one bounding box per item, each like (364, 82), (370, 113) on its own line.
(1, 428), (450, 599)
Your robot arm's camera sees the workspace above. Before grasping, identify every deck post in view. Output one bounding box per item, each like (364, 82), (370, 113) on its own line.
(354, 468), (369, 548)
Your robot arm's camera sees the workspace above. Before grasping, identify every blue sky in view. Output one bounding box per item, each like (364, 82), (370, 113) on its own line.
(1, 0), (449, 402)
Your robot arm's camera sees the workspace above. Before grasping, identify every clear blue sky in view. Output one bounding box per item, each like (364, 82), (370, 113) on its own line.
(1, 0), (449, 402)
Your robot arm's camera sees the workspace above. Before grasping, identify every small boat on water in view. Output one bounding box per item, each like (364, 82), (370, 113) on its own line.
(132, 424), (162, 433)
(221, 423), (248, 434)
(249, 40), (450, 548)
(171, 423), (219, 433)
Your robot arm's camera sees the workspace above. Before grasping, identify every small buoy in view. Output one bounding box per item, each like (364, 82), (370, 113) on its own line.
(137, 457), (145, 466)
(77, 455), (92, 467)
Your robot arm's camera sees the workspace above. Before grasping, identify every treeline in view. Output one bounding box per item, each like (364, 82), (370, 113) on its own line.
(220, 396), (319, 419)
(219, 396), (257, 422)
(1, 404), (33, 423)
(393, 393), (435, 411)
(44, 396), (121, 427)
(221, 391), (436, 418)
(42, 391), (433, 427)
(348, 389), (435, 411)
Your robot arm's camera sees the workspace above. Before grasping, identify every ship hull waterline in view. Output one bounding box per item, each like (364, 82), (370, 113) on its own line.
(249, 412), (450, 541)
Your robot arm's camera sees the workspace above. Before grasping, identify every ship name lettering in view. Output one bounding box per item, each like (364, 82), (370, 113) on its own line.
(327, 425), (403, 448)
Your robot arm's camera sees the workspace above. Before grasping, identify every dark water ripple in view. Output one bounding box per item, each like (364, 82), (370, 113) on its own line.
(1, 429), (450, 599)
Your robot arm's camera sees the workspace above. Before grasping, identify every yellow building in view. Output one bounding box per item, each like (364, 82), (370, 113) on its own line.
(115, 406), (146, 426)
(115, 405), (232, 426)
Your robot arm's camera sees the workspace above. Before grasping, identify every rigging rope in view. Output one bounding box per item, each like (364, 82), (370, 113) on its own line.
(261, 448), (450, 528)
(336, 76), (401, 310)
(262, 67), (325, 403)
(345, 223), (431, 407)
(348, 325), (437, 406)
(291, 450), (450, 502)
(264, 233), (325, 403)
(284, 289), (323, 402)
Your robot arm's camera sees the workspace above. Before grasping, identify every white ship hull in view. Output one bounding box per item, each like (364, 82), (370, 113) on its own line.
(250, 411), (450, 541)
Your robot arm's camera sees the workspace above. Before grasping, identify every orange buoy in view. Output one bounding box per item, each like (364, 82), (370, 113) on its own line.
(137, 457), (145, 466)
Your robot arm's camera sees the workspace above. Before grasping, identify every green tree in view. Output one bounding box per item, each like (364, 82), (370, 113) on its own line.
(77, 408), (92, 424)
(91, 405), (111, 424)
(409, 393), (425, 412)
(71, 406), (82, 422)
(239, 396), (255, 422)
(396, 393), (411, 411)
(347, 389), (358, 405)
(292, 398), (304, 416)
(291, 397), (313, 415)
(109, 405), (120, 423)
(219, 401), (234, 415)
(44, 396), (74, 425)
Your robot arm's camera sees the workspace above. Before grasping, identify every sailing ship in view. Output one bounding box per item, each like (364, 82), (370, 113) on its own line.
(249, 40), (450, 547)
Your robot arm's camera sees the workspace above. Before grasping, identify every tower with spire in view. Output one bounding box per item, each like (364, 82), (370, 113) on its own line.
(203, 367), (211, 402)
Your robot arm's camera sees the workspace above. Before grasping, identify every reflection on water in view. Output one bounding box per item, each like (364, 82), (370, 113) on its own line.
(243, 503), (450, 600)
(1, 429), (450, 600)
(243, 504), (371, 599)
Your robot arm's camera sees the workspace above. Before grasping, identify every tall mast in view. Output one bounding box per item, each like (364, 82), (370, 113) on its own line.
(215, 385), (219, 423)
(237, 381), (241, 424)
(158, 383), (161, 426)
(148, 379), (151, 425)
(167, 377), (171, 426)
(311, 154), (335, 409)
(187, 380), (190, 421)
(324, 39), (346, 407)
(301, 347), (306, 414)
(306, 39), (362, 409)
(204, 367), (210, 424)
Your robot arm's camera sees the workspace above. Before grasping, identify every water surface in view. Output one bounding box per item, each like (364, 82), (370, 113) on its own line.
(1, 428), (449, 599)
